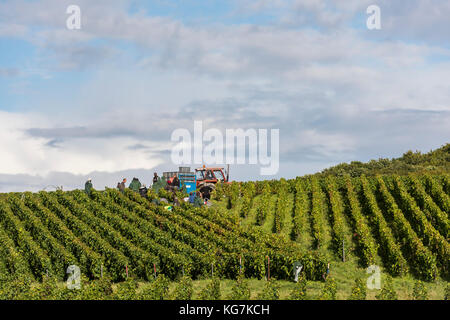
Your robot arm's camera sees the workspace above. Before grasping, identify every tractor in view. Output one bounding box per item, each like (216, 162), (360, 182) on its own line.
(163, 165), (230, 199)
(195, 165), (230, 200)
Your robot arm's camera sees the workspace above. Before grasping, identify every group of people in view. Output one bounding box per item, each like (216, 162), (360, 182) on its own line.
(117, 176), (151, 198)
(85, 174), (158, 198)
(84, 172), (205, 207)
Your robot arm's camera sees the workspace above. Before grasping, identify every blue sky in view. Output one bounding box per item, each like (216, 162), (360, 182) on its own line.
(0, 0), (449, 191)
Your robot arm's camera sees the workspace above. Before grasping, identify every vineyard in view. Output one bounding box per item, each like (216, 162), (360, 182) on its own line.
(0, 173), (449, 299)
(215, 174), (449, 282)
(0, 188), (326, 284)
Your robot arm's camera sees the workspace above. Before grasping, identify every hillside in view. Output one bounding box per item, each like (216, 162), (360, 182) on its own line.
(318, 144), (450, 177)
(0, 189), (326, 283)
(217, 174), (449, 282)
(0, 162), (449, 299)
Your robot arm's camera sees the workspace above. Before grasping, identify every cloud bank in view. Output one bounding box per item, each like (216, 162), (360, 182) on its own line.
(0, 0), (449, 191)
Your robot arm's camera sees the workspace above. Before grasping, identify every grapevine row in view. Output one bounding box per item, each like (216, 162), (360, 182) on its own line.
(422, 175), (450, 219)
(291, 179), (309, 241)
(325, 176), (347, 260)
(7, 195), (78, 279)
(255, 183), (271, 226)
(135, 193), (268, 278)
(0, 223), (32, 277)
(375, 176), (437, 280)
(404, 175), (449, 238)
(0, 199), (52, 280)
(310, 177), (325, 248)
(82, 190), (208, 279)
(343, 177), (377, 267)
(359, 176), (408, 275)
(39, 192), (129, 281)
(273, 179), (289, 234)
(124, 189), (326, 280)
(109, 189), (265, 279)
(390, 177), (449, 277)
(56, 192), (159, 280)
(23, 193), (103, 279)
(442, 174), (450, 196)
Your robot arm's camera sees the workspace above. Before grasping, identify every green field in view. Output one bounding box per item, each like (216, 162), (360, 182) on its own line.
(0, 171), (449, 300)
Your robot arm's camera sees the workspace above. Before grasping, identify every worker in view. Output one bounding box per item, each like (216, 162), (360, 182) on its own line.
(173, 196), (180, 207)
(322, 263), (331, 281)
(189, 192), (195, 204)
(193, 191), (203, 208)
(172, 175), (180, 189)
(118, 178), (127, 193)
(84, 178), (93, 196)
(129, 177), (141, 192)
(153, 172), (160, 185)
(139, 184), (148, 199)
(152, 176), (167, 193)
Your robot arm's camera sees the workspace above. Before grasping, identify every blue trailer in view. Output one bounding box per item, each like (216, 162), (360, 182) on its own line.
(179, 172), (196, 194)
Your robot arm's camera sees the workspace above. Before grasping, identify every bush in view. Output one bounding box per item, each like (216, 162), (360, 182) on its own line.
(172, 276), (194, 300)
(290, 275), (308, 300)
(376, 276), (398, 300)
(227, 275), (251, 300)
(257, 279), (280, 300)
(114, 279), (138, 300)
(29, 275), (61, 300)
(139, 274), (170, 300)
(79, 277), (113, 300)
(0, 274), (33, 300)
(212, 183), (225, 201)
(348, 278), (366, 300)
(199, 277), (221, 300)
(240, 195), (252, 218)
(158, 188), (173, 202)
(318, 277), (337, 300)
(412, 280), (428, 300)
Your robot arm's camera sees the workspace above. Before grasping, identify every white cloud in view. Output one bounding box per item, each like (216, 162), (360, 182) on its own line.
(0, 111), (164, 176)
(0, 0), (449, 187)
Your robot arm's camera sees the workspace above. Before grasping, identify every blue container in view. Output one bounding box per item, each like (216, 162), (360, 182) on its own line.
(179, 173), (196, 193)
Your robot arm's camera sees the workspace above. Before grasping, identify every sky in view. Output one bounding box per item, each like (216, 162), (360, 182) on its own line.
(0, 0), (449, 192)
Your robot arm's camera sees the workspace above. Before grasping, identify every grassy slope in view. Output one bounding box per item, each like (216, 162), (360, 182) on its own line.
(145, 259), (446, 300)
